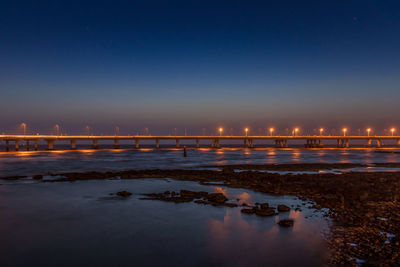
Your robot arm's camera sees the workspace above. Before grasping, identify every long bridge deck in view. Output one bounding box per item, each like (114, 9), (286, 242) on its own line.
(1, 135), (400, 151)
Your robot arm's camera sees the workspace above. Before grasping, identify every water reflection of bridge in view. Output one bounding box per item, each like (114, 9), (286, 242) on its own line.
(1, 135), (400, 151)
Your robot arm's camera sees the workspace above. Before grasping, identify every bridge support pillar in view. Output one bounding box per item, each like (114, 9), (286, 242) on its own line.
(215, 139), (220, 148)
(135, 139), (139, 148)
(345, 139), (349, 148)
(113, 139), (120, 149)
(244, 139), (247, 147)
(337, 139), (342, 148)
(305, 139), (310, 148)
(367, 139), (372, 146)
(26, 140), (30, 151)
(397, 139), (400, 146)
(156, 139), (160, 149)
(34, 140), (38, 151)
(176, 139), (180, 148)
(284, 139), (288, 147)
(275, 139), (284, 148)
(93, 139), (99, 149)
(15, 140), (19, 151)
(377, 139), (382, 148)
(70, 140), (76, 150)
(248, 139), (254, 148)
(47, 140), (54, 150)
(211, 139), (219, 148)
(196, 139), (199, 148)
(5, 140), (9, 151)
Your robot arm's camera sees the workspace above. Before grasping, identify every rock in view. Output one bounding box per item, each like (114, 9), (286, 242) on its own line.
(180, 190), (208, 198)
(241, 208), (256, 214)
(278, 219), (294, 227)
(277, 204), (291, 212)
(311, 204), (321, 210)
(260, 203), (269, 209)
(207, 193), (228, 203)
(255, 208), (276, 217)
(116, 191), (132, 197)
(33, 175), (43, 180)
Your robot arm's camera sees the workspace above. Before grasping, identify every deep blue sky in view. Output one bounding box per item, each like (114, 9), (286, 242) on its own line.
(1, 0), (400, 135)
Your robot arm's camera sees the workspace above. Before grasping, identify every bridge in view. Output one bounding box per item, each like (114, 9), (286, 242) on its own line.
(1, 135), (400, 151)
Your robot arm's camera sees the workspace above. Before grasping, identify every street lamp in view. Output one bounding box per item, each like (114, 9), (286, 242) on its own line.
(367, 128), (371, 137)
(343, 128), (347, 136)
(21, 123), (27, 135)
(293, 128), (299, 136)
(219, 127), (223, 136)
(269, 127), (274, 136)
(319, 128), (324, 136)
(244, 128), (249, 137)
(85, 125), (90, 136)
(391, 128), (396, 136)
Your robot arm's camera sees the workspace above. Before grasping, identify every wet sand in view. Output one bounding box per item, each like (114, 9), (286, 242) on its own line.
(2, 163), (400, 266)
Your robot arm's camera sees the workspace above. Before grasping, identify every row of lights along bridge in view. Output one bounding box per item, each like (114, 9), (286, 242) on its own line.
(14, 123), (397, 136)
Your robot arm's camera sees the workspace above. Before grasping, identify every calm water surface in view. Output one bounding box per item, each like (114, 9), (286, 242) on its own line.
(0, 179), (329, 267)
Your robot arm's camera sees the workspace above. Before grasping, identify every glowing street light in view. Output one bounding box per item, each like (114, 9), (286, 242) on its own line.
(293, 128), (299, 136)
(54, 124), (60, 136)
(391, 128), (396, 136)
(342, 128), (347, 136)
(219, 127), (223, 136)
(269, 127), (274, 136)
(366, 128), (371, 137)
(319, 128), (324, 136)
(21, 123), (27, 135)
(244, 128), (249, 137)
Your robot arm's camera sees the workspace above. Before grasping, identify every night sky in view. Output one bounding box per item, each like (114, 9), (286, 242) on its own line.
(1, 0), (400, 135)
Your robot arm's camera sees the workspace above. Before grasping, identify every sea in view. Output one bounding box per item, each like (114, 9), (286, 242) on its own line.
(1, 147), (399, 266)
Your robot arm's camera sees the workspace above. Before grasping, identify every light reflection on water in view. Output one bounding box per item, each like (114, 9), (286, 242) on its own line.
(0, 147), (400, 177)
(0, 179), (328, 266)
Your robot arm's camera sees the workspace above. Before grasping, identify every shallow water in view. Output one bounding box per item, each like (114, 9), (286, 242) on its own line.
(1, 147), (400, 177)
(0, 178), (329, 267)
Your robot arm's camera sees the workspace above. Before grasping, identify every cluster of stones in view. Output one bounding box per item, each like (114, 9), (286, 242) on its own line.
(241, 203), (293, 227)
(139, 189), (294, 227)
(140, 189), (238, 207)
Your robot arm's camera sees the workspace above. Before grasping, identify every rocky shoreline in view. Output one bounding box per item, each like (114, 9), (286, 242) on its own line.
(2, 163), (400, 266)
